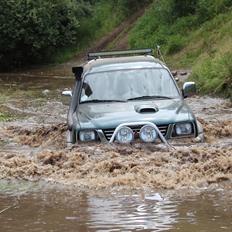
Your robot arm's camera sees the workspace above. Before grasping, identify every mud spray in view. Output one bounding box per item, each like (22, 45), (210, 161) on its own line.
(0, 96), (231, 190)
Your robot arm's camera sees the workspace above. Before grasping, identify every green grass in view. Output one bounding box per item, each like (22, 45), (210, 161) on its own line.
(52, 0), (232, 99)
(53, 1), (130, 64)
(128, 1), (232, 99)
(191, 52), (232, 99)
(0, 112), (14, 122)
(183, 11), (232, 99)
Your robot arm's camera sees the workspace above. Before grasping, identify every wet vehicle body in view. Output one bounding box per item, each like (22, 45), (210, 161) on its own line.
(63, 49), (203, 145)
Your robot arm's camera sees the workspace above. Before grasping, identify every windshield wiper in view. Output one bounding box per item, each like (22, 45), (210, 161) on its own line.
(127, 95), (173, 101)
(81, 99), (126, 104)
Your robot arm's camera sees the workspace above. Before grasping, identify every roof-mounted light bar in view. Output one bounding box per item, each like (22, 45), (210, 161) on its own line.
(88, 48), (153, 60)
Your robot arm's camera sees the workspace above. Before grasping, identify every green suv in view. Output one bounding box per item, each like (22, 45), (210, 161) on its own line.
(63, 49), (203, 147)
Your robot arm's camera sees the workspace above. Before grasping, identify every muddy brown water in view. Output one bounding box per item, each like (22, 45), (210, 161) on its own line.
(0, 181), (231, 232)
(0, 73), (232, 231)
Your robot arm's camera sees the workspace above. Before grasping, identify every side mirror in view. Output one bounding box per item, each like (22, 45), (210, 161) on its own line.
(182, 82), (196, 98)
(62, 90), (72, 97)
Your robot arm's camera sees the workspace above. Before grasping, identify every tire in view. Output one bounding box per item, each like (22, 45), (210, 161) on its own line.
(196, 120), (205, 143)
(67, 129), (76, 144)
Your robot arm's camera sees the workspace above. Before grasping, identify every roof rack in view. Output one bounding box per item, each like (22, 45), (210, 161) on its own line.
(88, 48), (153, 60)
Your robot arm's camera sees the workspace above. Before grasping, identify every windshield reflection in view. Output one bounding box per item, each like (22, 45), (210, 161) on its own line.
(81, 68), (180, 103)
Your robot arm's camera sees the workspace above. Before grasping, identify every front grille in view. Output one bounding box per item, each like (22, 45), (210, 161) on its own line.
(103, 124), (169, 141)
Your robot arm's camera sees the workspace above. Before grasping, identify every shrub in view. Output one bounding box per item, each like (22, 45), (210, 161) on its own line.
(129, 0), (197, 54)
(166, 35), (186, 54)
(0, 0), (90, 70)
(196, 0), (232, 23)
(191, 52), (232, 99)
(168, 0), (198, 19)
(0, 0), (151, 69)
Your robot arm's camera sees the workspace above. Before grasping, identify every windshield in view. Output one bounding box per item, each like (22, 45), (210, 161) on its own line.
(80, 68), (180, 103)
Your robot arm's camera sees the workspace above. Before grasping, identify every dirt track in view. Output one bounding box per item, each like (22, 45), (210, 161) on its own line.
(7, 9), (145, 79)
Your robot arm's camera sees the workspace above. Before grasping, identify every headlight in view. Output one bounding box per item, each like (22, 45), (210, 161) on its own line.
(116, 126), (134, 144)
(79, 130), (96, 142)
(175, 123), (193, 135)
(139, 125), (157, 143)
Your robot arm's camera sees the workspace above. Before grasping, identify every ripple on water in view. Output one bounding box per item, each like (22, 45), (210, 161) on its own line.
(0, 185), (231, 232)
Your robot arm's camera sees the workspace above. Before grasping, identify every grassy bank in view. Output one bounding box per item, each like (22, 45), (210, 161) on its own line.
(129, 0), (232, 99)
(53, 1), (130, 63)
(54, 1), (151, 63)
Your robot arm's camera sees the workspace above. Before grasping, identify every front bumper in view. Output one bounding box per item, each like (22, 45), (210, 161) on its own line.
(71, 121), (199, 149)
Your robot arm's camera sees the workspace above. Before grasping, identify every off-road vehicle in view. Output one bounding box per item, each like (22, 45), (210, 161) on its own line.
(63, 49), (203, 147)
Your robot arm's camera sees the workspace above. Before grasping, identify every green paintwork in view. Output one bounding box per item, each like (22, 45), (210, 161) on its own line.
(69, 55), (199, 142)
(76, 99), (197, 139)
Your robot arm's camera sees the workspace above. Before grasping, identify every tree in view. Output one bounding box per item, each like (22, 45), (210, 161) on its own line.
(0, 0), (90, 69)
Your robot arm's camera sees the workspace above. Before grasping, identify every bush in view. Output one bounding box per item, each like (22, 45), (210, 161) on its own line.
(191, 52), (232, 99)
(196, 0), (232, 23)
(129, 0), (232, 54)
(0, 0), (151, 69)
(167, 0), (198, 19)
(129, 0), (197, 54)
(166, 35), (186, 54)
(0, 0), (90, 70)
(116, 0), (151, 15)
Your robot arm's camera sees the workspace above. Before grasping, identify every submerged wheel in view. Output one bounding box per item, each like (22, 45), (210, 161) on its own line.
(66, 129), (76, 145)
(195, 120), (205, 142)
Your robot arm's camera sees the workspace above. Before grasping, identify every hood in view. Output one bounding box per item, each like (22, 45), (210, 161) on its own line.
(77, 99), (195, 129)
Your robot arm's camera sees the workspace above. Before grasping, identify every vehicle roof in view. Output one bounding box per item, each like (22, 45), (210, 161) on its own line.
(83, 55), (166, 74)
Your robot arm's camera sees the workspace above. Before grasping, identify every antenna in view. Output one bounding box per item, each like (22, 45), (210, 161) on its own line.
(156, 45), (166, 64)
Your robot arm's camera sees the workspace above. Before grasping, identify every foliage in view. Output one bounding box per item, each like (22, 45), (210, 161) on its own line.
(78, 0), (151, 41)
(115, 0), (151, 15)
(191, 52), (232, 99)
(166, 35), (186, 55)
(0, 0), (90, 70)
(0, 0), (150, 69)
(129, 0), (232, 53)
(129, 0), (232, 99)
(197, 0), (232, 22)
(0, 112), (13, 122)
(129, 1), (198, 53)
